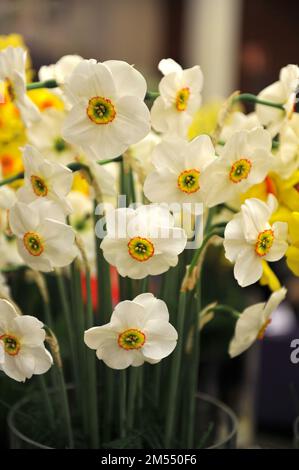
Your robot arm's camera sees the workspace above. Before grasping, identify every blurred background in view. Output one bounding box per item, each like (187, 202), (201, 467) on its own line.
(1, 0), (299, 449)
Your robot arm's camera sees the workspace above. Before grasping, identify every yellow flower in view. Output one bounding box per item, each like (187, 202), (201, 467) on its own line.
(188, 101), (222, 140)
(285, 212), (299, 276)
(0, 102), (26, 146)
(72, 172), (90, 196)
(271, 171), (299, 212)
(27, 89), (64, 112)
(0, 143), (24, 189)
(260, 260), (281, 291)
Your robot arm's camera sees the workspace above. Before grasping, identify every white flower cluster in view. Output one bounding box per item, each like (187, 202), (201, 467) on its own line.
(0, 46), (297, 376)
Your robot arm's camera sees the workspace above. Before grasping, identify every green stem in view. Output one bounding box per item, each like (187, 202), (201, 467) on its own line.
(70, 262), (88, 436)
(188, 228), (224, 276)
(165, 291), (187, 448)
(207, 304), (240, 319)
(97, 155), (123, 165)
(55, 366), (74, 448)
(55, 272), (78, 386)
(233, 93), (285, 111)
(85, 268), (99, 448)
(186, 267), (202, 447)
(26, 79), (58, 90)
(37, 375), (55, 430)
(145, 91), (159, 100)
(119, 370), (127, 438)
(127, 368), (139, 430)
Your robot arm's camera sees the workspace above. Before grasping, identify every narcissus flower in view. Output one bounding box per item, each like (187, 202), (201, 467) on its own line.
(39, 54), (84, 86)
(220, 111), (260, 142)
(63, 59), (150, 160)
(229, 287), (287, 357)
(17, 145), (73, 213)
(84, 293), (177, 369)
(0, 47), (39, 125)
(276, 113), (299, 179)
(27, 109), (78, 165)
(201, 128), (274, 207)
(101, 205), (187, 279)
(151, 58), (203, 137)
(0, 299), (53, 381)
(224, 195), (288, 287)
(143, 135), (216, 212)
(128, 131), (161, 183)
(9, 199), (77, 272)
(256, 64), (299, 136)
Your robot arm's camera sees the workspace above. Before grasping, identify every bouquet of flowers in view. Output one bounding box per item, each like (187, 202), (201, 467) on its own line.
(0, 34), (297, 449)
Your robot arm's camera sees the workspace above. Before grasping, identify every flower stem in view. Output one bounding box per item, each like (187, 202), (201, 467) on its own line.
(127, 367), (139, 431)
(70, 261), (89, 437)
(119, 370), (127, 438)
(233, 93), (285, 111)
(208, 304), (240, 319)
(55, 366), (74, 448)
(45, 327), (74, 448)
(165, 290), (186, 448)
(145, 91), (159, 100)
(37, 375), (55, 430)
(85, 267), (100, 448)
(55, 271), (79, 389)
(188, 228), (224, 276)
(26, 79), (58, 90)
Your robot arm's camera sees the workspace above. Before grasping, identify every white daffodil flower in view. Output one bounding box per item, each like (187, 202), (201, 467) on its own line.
(84, 293), (178, 369)
(62, 59), (151, 161)
(0, 46), (40, 125)
(275, 113), (299, 179)
(9, 199), (77, 272)
(27, 108), (79, 165)
(0, 299), (53, 382)
(101, 205), (187, 279)
(256, 64), (299, 136)
(223, 195), (288, 287)
(151, 58), (203, 137)
(39, 54), (84, 85)
(17, 145), (73, 213)
(128, 131), (161, 183)
(229, 287), (287, 357)
(143, 134), (216, 213)
(201, 127), (274, 208)
(220, 111), (261, 142)
(0, 233), (23, 269)
(67, 191), (95, 272)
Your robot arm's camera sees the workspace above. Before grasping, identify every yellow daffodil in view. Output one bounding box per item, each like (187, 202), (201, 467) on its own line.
(260, 260), (281, 291)
(27, 89), (64, 112)
(188, 100), (222, 139)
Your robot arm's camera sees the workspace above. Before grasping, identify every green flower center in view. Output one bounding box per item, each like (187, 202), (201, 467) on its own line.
(175, 87), (190, 111)
(255, 229), (274, 257)
(23, 232), (44, 257)
(0, 334), (20, 356)
(128, 237), (155, 262)
(54, 137), (68, 153)
(177, 168), (200, 193)
(31, 175), (48, 197)
(118, 329), (146, 350)
(86, 96), (116, 125)
(229, 158), (252, 183)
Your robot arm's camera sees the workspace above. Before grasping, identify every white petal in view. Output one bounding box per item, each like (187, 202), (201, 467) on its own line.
(104, 60), (147, 99)
(234, 247), (263, 287)
(9, 202), (39, 236)
(158, 58), (182, 76)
